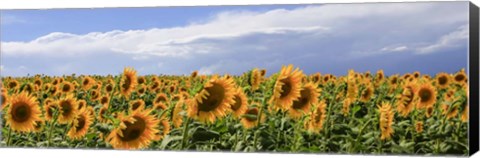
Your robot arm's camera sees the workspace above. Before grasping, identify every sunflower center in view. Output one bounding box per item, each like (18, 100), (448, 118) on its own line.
(75, 115), (86, 132)
(279, 78), (292, 98)
(83, 79), (89, 86)
(132, 102), (142, 111)
(101, 97), (108, 105)
(63, 84), (71, 92)
(455, 74), (465, 82)
(60, 101), (73, 117)
(292, 88), (312, 110)
(362, 88), (372, 99)
(12, 102), (31, 123)
(119, 116), (146, 141)
(198, 83), (225, 112)
(245, 108), (259, 122)
(418, 88), (432, 103)
(314, 110), (323, 123)
(9, 82), (17, 88)
(438, 76), (448, 85)
(122, 77), (132, 91)
(106, 85), (113, 92)
(231, 95), (242, 111)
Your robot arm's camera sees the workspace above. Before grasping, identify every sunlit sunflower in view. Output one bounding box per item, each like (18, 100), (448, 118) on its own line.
(137, 84), (147, 95)
(5, 92), (42, 132)
(67, 108), (93, 140)
(186, 75), (235, 124)
(378, 102), (394, 140)
(82, 76), (95, 90)
(120, 67), (138, 98)
(289, 82), (319, 119)
(59, 81), (74, 94)
(342, 97), (353, 116)
(1, 91), (8, 109)
(97, 105), (109, 123)
(129, 99), (146, 112)
(435, 72), (451, 89)
(172, 98), (185, 128)
(413, 71), (420, 79)
(396, 82), (418, 117)
(240, 107), (265, 129)
(230, 87), (248, 118)
(149, 81), (161, 92)
(304, 100), (327, 134)
(34, 78), (43, 87)
(77, 99), (87, 111)
(107, 109), (159, 150)
(153, 93), (168, 110)
(57, 94), (78, 124)
(90, 89), (101, 101)
(441, 90), (458, 119)
(8, 80), (19, 90)
(98, 95), (110, 107)
(416, 82), (437, 109)
(425, 105), (434, 118)
(310, 72), (322, 85)
(153, 118), (171, 141)
(22, 83), (35, 94)
(250, 68), (263, 91)
(105, 83), (114, 94)
(375, 69), (385, 82)
(271, 65), (304, 111)
(44, 100), (59, 121)
(190, 70), (198, 78)
(137, 76), (146, 85)
(415, 121), (423, 133)
(32, 120), (45, 133)
(453, 69), (467, 85)
(360, 83), (374, 103)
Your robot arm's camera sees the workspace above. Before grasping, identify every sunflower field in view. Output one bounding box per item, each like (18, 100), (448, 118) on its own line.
(0, 65), (470, 155)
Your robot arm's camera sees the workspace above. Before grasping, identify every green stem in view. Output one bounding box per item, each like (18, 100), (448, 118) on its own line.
(354, 119), (373, 153)
(180, 118), (191, 150)
(6, 127), (12, 146)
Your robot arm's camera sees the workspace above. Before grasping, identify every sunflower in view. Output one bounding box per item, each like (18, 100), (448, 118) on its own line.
(97, 105), (109, 123)
(415, 121), (423, 133)
(67, 108), (93, 140)
(250, 68), (263, 91)
(310, 72), (322, 85)
(107, 109), (159, 150)
(44, 100), (59, 121)
(230, 87), (248, 118)
(57, 94), (78, 124)
(32, 120), (45, 133)
(137, 84), (147, 95)
(433, 72), (450, 89)
(240, 107), (265, 129)
(190, 71), (198, 78)
(186, 75), (235, 124)
(90, 89), (101, 101)
(271, 65), (304, 111)
(59, 81), (74, 94)
(289, 82), (319, 119)
(150, 81), (161, 92)
(5, 92), (42, 132)
(1, 91), (8, 109)
(416, 82), (437, 109)
(34, 78), (43, 87)
(153, 93), (168, 110)
(105, 83), (114, 94)
(342, 98), (352, 116)
(360, 83), (374, 103)
(153, 118), (171, 141)
(304, 100), (327, 134)
(413, 71), (420, 79)
(120, 67), (138, 98)
(129, 99), (146, 112)
(82, 76), (95, 90)
(453, 69), (467, 85)
(8, 80), (19, 90)
(441, 90), (458, 119)
(172, 98), (185, 128)
(396, 82), (417, 117)
(379, 102), (394, 140)
(22, 83), (35, 94)
(137, 76), (146, 85)
(100, 95), (110, 106)
(425, 105), (434, 118)
(77, 99), (87, 111)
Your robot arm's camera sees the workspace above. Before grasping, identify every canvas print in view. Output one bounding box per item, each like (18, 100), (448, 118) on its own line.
(0, 1), (473, 156)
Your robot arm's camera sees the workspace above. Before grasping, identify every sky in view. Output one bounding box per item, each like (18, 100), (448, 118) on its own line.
(0, 2), (470, 77)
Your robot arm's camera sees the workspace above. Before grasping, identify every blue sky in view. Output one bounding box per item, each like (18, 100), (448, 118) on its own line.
(0, 2), (469, 77)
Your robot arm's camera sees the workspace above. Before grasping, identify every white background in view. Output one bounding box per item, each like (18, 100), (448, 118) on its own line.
(0, 0), (478, 158)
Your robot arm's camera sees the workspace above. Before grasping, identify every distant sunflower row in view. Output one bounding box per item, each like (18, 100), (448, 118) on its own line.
(0, 65), (469, 151)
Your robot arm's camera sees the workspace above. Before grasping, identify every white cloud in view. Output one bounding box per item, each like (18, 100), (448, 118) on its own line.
(416, 25), (469, 54)
(1, 2), (469, 76)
